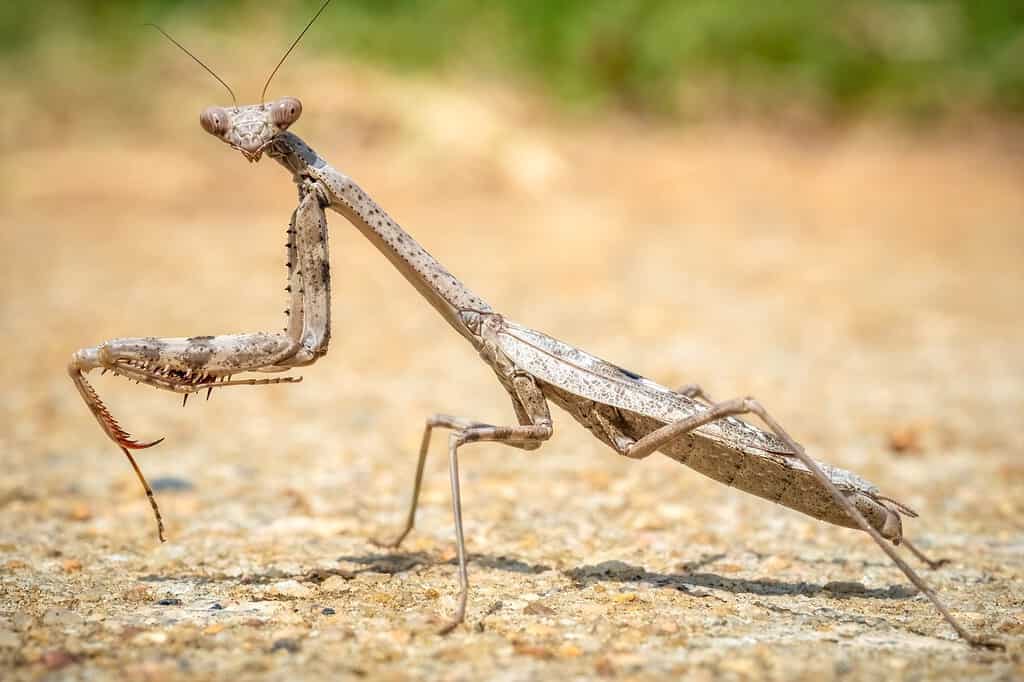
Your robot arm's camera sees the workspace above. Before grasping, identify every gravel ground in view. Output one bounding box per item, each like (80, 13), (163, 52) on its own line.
(1, 63), (1022, 681)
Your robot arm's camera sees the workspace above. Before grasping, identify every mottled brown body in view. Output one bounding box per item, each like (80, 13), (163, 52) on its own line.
(67, 83), (996, 646)
(254, 130), (990, 643)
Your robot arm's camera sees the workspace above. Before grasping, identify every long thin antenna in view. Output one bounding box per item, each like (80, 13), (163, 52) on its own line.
(260, 0), (333, 104)
(145, 23), (237, 107)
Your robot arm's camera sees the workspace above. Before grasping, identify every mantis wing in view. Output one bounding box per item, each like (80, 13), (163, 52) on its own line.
(496, 319), (797, 460)
(496, 317), (889, 506)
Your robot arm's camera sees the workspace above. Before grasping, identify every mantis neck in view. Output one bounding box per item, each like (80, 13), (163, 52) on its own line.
(271, 133), (493, 347)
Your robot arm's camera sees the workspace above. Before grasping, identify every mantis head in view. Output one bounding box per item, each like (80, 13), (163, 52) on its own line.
(200, 98), (302, 162)
(149, 0), (331, 162)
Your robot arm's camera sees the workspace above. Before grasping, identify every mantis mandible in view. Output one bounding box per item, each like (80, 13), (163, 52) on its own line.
(68, 1), (1000, 648)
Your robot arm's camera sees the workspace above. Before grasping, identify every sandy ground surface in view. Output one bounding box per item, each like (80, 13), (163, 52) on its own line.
(1, 61), (1022, 680)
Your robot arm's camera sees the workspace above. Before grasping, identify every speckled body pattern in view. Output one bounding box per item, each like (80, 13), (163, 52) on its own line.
(67, 96), (994, 646)
(264, 124), (992, 643)
(266, 129), (906, 538)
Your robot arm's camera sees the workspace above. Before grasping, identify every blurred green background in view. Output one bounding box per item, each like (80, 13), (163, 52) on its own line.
(3, 0), (1023, 118)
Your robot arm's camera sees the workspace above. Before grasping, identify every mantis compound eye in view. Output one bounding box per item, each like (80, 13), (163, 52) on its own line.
(271, 97), (302, 128)
(200, 107), (230, 136)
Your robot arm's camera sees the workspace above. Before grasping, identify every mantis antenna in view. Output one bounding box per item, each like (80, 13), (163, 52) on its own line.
(145, 23), (238, 108)
(260, 0), (333, 105)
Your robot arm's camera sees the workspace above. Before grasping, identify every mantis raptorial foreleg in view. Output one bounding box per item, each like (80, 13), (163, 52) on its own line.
(68, 186), (331, 540)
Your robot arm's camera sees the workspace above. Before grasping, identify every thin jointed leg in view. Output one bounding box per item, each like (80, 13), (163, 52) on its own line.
(372, 415), (487, 549)
(438, 417), (552, 634)
(902, 537), (951, 570)
(624, 396), (1000, 649)
(676, 383), (714, 405)
(68, 189), (332, 542)
(377, 376), (552, 634)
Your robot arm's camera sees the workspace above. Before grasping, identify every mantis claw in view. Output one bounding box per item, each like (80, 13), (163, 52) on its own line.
(123, 436), (166, 450)
(68, 363), (167, 540)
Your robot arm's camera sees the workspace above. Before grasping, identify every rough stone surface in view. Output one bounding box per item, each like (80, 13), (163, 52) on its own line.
(1, 61), (1022, 680)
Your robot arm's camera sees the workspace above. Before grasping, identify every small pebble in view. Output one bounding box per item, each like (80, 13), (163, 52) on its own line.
(887, 425), (924, 454)
(320, 575), (350, 593)
(267, 580), (313, 599)
(760, 556), (791, 572)
(68, 504), (92, 521)
(41, 649), (78, 670)
(514, 643), (554, 660)
(42, 608), (83, 628)
(389, 629), (412, 646)
(270, 638), (301, 653)
(150, 476), (195, 492)
(132, 631), (168, 645)
(523, 601), (556, 616)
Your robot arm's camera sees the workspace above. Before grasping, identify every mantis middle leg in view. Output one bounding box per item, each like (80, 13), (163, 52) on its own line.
(376, 374), (553, 633)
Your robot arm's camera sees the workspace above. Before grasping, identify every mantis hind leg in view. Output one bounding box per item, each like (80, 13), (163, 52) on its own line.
(623, 395), (999, 649)
(375, 375), (553, 634)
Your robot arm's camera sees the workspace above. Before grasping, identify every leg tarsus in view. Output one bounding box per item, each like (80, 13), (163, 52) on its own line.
(738, 398), (993, 646)
(120, 446), (166, 543)
(434, 418), (552, 634)
(902, 537), (951, 570)
(438, 588), (468, 636)
(438, 430), (471, 635)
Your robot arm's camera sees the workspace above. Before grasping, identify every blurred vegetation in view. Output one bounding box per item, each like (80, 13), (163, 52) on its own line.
(2, 0), (1023, 118)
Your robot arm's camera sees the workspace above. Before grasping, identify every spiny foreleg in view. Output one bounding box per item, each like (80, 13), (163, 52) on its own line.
(68, 185), (332, 540)
(68, 332), (304, 541)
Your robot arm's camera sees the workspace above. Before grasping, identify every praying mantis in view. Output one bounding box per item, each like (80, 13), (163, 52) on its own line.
(67, 1), (1001, 648)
